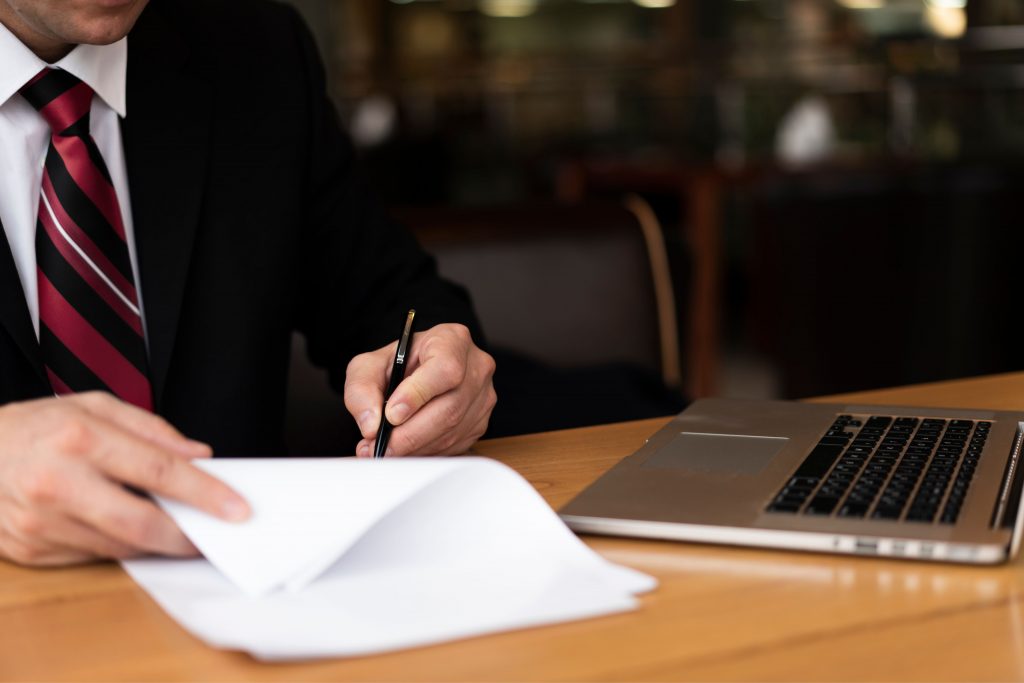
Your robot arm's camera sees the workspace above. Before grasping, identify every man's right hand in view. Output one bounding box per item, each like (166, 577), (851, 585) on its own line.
(0, 392), (250, 566)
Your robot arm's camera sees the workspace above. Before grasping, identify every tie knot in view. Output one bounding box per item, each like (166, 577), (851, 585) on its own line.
(20, 68), (93, 136)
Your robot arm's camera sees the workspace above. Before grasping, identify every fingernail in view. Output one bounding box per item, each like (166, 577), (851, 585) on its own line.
(358, 409), (377, 435)
(221, 498), (250, 522)
(388, 402), (410, 425)
(357, 441), (370, 458)
(385, 447), (394, 458)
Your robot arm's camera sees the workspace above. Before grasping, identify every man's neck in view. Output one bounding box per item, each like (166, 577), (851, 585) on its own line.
(0, 6), (72, 62)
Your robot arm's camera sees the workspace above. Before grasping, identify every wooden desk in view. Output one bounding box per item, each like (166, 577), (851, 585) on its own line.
(5, 372), (1024, 681)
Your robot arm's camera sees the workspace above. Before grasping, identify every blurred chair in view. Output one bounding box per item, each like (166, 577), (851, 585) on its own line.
(286, 197), (687, 454)
(556, 159), (725, 398)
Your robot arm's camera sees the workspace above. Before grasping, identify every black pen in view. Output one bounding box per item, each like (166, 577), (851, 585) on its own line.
(373, 309), (416, 458)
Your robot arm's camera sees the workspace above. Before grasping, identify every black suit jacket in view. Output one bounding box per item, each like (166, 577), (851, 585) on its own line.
(0, 0), (481, 455)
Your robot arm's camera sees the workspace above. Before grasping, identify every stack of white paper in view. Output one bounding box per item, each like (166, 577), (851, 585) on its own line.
(122, 457), (655, 660)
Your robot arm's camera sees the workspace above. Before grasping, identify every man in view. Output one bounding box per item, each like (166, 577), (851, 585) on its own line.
(0, 0), (496, 566)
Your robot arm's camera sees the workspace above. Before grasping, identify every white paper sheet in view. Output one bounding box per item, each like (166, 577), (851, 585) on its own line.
(122, 457), (655, 660)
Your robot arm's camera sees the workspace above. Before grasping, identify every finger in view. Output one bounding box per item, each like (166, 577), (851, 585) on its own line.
(58, 472), (202, 557)
(410, 353), (496, 456)
(74, 420), (249, 522)
(406, 384), (494, 456)
(452, 411), (493, 455)
(55, 514), (153, 559)
(344, 346), (394, 439)
(1, 536), (92, 567)
(417, 407), (492, 456)
(384, 385), (473, 456)
(386, 334), (468, 426)
(71, 392), (211, 458)
(10, 506), (145, 561)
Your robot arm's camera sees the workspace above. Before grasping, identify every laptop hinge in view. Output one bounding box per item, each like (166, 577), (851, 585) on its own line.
(991, 422), (1024, 529)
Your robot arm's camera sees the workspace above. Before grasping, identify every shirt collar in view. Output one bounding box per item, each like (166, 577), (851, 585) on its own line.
(0, 21), (127, 117)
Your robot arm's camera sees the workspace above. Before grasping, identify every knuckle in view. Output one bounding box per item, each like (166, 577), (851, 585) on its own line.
(448, 323), (471, 342)
(6, 539), (42, 566)
(473, 421), (489, 441)
(440, 401), (463, 430)
(437, 356), (467, 387)
(20, 467), (61, 505)
(10, 508), (43, 539)
(479, 351), (497, 378)
(390, 430), (418, 456)
(107, 543), (137, 560)
(116, 510), (158, 547)
(50, 416), (94, 456)
(78, 390), (113, 408)
(477, 411), (493, 437)
(140, 456), (175, 490)
(437, 431), (460, 454)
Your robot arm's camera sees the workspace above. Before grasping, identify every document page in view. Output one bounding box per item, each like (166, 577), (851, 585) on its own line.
(122, 457), (655, 660)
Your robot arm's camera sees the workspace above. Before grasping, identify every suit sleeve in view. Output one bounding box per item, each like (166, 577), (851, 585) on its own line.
(282, 8), (485, 393)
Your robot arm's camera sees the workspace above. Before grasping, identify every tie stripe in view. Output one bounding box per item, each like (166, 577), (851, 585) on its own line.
(21, 68), (76, 101)
(38, 272), (151, 405)
(49, 135), (126, 235)
(39, 171), (139, 306)
(78, 133), (114, 185)
(43, 151), (134, 279)
(36, 224), (145, 347)
(23, 67), (153, 410)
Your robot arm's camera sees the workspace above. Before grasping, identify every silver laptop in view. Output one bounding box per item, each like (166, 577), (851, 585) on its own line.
(559, 398), (1024, 564)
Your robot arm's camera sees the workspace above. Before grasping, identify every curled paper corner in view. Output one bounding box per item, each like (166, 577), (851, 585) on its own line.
(127, 457), (657, 659)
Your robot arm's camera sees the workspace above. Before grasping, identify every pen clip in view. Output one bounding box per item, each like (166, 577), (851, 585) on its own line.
(396, 309), (416, 364)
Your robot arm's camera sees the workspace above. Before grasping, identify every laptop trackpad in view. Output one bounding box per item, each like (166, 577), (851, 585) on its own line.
(643, 432), (788, 475)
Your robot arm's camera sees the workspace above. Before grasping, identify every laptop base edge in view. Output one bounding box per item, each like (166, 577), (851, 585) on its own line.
(561, 514), (1009, 565)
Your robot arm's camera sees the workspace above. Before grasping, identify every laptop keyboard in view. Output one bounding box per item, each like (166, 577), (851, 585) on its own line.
(767, 415), (989, 524)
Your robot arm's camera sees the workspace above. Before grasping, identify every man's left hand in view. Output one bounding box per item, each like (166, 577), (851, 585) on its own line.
(345, 323), (497, 457)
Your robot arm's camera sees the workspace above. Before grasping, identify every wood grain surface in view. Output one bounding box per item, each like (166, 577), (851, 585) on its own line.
(4, 373), (1024, 681)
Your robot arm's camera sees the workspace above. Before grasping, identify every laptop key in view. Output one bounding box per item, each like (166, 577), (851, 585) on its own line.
(775, 414), (985, 521)
(839, 503), (869, 517)
(793, 444), (844, 479)
(806, 497), (840, 515)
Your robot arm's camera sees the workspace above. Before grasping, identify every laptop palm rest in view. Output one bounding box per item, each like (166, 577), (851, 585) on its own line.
(642, 433), (788, 475)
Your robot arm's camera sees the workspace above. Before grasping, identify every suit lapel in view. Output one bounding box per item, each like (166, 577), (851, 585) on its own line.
(0, 216), (45, 382)
(122, 6), (212, 409)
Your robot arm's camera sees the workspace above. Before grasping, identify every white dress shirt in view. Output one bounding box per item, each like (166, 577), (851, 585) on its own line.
(0, 23), (145, 339)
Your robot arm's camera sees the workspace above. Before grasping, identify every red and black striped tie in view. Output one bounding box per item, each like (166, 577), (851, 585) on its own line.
(21, 68), (153, 411)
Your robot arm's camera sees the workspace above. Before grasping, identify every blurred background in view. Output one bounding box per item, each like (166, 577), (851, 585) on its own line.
(282, 0), (1024, 442)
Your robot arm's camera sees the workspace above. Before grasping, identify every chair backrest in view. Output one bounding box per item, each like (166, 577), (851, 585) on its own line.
(285, 198), (681, 454)
(395, 197), (680, 386)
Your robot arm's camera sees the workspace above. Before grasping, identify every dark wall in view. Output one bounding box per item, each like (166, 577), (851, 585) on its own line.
(751, 163), (1024, 398)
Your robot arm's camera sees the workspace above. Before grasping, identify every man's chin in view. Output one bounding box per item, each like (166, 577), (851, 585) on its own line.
(64, 14), (142, 45)
(61, 0), (148, 45)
